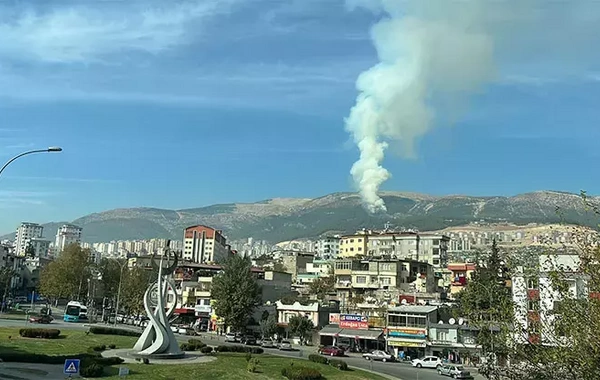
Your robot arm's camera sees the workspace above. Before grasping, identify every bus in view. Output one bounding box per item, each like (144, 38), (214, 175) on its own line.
(64, 301), (88, 322)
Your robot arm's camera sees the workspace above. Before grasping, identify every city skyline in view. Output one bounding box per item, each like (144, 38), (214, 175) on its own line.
(1, 1), (600, 232)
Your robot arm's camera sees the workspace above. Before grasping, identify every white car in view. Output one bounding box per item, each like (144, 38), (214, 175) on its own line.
(278, 340), (293, 350)
(225, 333), (237, 342)
(412, 356), (443, 369)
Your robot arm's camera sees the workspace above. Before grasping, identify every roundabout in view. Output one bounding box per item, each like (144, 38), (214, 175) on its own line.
(102, 348), (216, 365)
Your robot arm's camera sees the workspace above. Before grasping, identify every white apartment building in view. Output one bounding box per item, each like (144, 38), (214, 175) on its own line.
(54, 224), (82, 253)
(512, 253), (586, 346)
(315, 236), (340, 260)
(367, 232), (450, 267)
(29, 238), (51, 258)
(183, 225), (230, 264)
(15, 222), (44, 256)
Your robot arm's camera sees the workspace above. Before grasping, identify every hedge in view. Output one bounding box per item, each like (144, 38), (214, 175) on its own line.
(19, 328), (61, 339)
(0, 352), (124, 367)
(281, 366), (322, 380)
(308, 354), (328, 365)
(200, 346), (213, 354)
(328, 359), (349, 371)
(88, 326), (141, 337)
(89, 345), (107, 352)
(215, 345), (264, 354)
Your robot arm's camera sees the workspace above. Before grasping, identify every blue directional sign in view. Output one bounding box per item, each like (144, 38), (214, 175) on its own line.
(64, 359), (80, 375)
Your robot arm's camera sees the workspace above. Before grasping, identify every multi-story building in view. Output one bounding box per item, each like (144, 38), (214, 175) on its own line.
(183, 225), (230, 264)
(339, 230), (450, 268)
(512, 253), (587, 346)
(54, 224), (82, 253)
(0, 244), (24, 291)
(281, 251), (314, 281)
(333, 258), (435, 310)
(276, 300), (340, 330)
(315, 236), (340, 260)
(339, 233), (368, 258)
(447, 263), (476, 296)
(15, 222), (44, 256)
(29, 238), (51, 258)
(386, 305), (439, 358)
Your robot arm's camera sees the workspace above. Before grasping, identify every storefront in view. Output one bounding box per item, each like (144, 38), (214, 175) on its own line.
(318, 325), (385, 352)
(386, 327), (428, 360)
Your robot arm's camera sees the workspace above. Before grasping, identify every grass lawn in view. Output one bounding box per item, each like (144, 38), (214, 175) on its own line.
(102, 353), (388, 380)
(0, 311), (30, 321)
(0, 327), (138, 355)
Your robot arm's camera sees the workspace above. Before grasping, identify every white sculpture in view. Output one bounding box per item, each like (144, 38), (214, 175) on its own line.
(133, 243), (184, 358)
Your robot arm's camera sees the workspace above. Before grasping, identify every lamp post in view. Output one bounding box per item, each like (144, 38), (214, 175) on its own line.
(114, 260), (128, 326)
(0, 147), (63, 178)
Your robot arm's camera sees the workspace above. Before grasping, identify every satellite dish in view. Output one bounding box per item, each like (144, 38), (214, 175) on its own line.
(401, 299), (407, 305)
(458, 318), (464, 325)
(449, 318), (456, 325)
(438, 320), (444, 324)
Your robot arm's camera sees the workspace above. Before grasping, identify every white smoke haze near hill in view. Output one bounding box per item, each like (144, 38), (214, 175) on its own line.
(344, 0), (540, 213)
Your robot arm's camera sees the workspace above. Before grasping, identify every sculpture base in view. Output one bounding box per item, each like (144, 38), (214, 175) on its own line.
(131, 351), (186, 360)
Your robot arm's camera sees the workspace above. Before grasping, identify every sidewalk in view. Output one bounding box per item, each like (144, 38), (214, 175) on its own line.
(0, 363), (65, 380)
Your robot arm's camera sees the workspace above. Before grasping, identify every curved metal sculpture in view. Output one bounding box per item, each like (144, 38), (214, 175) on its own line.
(133, 241), (184, 358)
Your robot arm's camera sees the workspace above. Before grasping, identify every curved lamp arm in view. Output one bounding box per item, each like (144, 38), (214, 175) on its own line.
(0, 147), (62, 177)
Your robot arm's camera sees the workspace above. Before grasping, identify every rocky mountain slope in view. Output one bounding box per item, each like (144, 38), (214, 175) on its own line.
(4, 191), (598, 243)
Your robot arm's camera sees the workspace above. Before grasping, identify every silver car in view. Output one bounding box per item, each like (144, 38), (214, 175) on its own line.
(438, 364), (472, 379)
(362, 350), (395, 362)
(278, 340), (292, 350)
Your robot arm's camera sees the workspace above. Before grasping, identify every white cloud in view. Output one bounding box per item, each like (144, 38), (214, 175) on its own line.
(0, 0), (238, 64)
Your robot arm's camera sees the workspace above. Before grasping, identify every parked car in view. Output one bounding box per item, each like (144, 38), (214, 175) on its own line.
(362, 350), (395, 362)
(225, 333), (238, 342)
(29, 314), (53, 324)
(438, 364), (472, 378)
(241, 335), (257, 345)
(412, 356), (443, 369)
(261, 339), (276, 348)
(318, 346), (345, 357)
(278, 340), (293, 351)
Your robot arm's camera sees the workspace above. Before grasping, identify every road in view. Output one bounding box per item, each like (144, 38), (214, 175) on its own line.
(0, 318), (483, 380)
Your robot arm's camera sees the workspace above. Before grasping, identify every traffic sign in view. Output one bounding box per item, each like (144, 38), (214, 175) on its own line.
(64, 359), (80, 375)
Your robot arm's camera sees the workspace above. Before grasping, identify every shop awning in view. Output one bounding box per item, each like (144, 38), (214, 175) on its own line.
(338, 329), (384, 340)
(318, 325), (342, 336)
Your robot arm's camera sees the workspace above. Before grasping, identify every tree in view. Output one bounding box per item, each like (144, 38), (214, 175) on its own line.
(25, 243), (35, 258)
(259, 313), (278, 339)
(288, 315), (314, 345)
(119, 266), (153, 316)
(455, 240), (513, 365)
(211, 255), (261, 332)
(39, 244), (92, 302)
(308, 272), (335, 301)
(0, 268), (17, 302)
(98, 258), (126, 301)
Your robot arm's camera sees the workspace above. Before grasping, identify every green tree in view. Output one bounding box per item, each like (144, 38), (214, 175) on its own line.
(0, 268), (17, 302)
(98, 258), (126, 301)
(455, 240), (512, 363)
(25, 243), (35, 258)
(308, 272), (335, 301)
(211, 255), (261, 332)
(119, 266), (153, 315)
(259, 313), (278, 339)
(288, 315), (314, 345)
(39, 244), (92, 302)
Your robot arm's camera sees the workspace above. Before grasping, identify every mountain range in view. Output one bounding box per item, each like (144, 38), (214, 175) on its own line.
(3, 191), (598, 243)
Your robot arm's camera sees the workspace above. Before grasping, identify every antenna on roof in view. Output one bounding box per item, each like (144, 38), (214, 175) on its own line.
(449, 318), (456, 325)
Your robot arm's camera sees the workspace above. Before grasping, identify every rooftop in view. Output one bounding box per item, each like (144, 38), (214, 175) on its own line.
(388, 305), (439, 314)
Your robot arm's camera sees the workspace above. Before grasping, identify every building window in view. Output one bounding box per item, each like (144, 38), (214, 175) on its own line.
(436, 330), (448, 342)
(356, 276), (367, 284)
(527, 300), (540, 311)
(527, 277), (538, 289)
(358, 247), (362, 251)
(381, 263), (391, 271)
(381, 277), (391, 285)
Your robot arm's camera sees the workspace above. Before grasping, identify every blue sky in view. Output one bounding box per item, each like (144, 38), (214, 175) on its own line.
(0, 0), (599, 232)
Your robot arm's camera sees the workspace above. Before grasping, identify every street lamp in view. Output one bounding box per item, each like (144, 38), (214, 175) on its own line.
(114, 260), (128, 326)
(0, 147), (63, 177)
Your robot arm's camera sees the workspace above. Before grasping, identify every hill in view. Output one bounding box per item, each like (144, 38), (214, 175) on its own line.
(2, 191), (598, 243)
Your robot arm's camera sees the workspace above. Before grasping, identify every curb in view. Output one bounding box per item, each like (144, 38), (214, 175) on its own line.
(349, 366), (400, 380)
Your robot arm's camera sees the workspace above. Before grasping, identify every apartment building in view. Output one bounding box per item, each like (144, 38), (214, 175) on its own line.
(14, 222), (44, 257)
(315, 236), (340, 260)
(183, 225), (230, 264)
(281, 251), (314, 281)
(386, 305), (439, 359)
(54, 224), (82, 253)
(447, 263), (477, 296)
(512, 253), (587, 346)
(333, 258), (435, 308)
(339, 230), (450, 268)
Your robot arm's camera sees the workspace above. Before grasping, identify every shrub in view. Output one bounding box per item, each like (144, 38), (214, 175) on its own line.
(250, 347), (264, 354)
(108, 344), (116, 349)
(245, 352), (252, 362)
(89, 345), (107, 352)
(200, 346), (213, 354)
(180, 343), (190, 351)
(329, 359), (349, 371)
(308, 354), (328, 365)
(247, 357), (260, 373)
(80, 362), (104, 378)
(88, 326), (141, 337)
(186, 339), (206, 350)
(93, 357), (125, 366)
(281, 366), (322, 380)
(19, 328), (61, 339)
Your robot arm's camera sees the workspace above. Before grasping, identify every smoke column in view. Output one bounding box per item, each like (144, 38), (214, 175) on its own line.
(345, 0), (496, 212)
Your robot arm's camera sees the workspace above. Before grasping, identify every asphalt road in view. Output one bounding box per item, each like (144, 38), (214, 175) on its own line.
(0, 318), (483, 380)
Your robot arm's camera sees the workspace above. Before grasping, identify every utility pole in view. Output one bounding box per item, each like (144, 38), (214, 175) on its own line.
(114, 261), (127, 326)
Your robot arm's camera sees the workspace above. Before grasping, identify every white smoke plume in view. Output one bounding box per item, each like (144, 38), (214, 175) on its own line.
(345, 0), (497, 213)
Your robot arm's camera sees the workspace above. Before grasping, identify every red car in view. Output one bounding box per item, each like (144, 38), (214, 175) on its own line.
(318, 346), (345, 357)
(29, 315), (53, 324)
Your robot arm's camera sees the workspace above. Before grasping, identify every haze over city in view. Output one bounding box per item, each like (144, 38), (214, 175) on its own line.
(1, 0), (600, 232)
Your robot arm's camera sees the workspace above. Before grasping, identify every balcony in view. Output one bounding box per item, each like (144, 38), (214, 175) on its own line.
(352, 282), (382, 289)
(336, 281), (352, 289)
